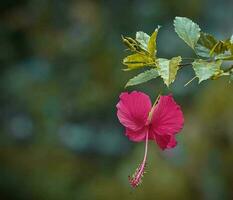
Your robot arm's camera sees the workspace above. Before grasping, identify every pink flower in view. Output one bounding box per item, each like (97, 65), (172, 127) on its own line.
(116, 91), (184, 188)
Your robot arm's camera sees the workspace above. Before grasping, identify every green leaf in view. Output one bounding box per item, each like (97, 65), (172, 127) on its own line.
(198, 32), (218, 49)
(125, 68), (159, 87)
(192, 60), (222, 83)
(136, 31), (150, 51)
(230, 35), (233, 44)
(174, 17), (201, 49)
(123, 53), (154, 70)
(195, 44), (211, 58)
(195, 33), (231, 57)
(195, 32), (218, 57)
(215, 54), (233, 61)
(147, 27), (160, 57)
(157, 56), (182, 87)
(209, 40), (228, 56)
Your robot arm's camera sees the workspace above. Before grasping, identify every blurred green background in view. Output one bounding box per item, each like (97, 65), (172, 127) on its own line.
(0, 0), (233, 199)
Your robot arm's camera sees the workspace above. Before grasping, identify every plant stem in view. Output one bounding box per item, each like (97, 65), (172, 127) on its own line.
(184, 76), (197, 87)
(179, 63), (192, 68)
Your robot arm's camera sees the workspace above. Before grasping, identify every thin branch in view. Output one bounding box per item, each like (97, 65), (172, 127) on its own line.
(179, 63), (192, 68)
(184, 76), (197, 87)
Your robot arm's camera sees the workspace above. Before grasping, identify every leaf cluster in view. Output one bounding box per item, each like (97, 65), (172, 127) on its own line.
(122, 17), (233, 87)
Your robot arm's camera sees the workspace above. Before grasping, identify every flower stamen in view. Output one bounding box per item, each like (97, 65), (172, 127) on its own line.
(128, 130), (149, 188)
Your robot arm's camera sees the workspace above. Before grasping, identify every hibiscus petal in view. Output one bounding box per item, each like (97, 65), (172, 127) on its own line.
(116, 91), (152, 131)
(125, 127), (147, 142)
(154, 134), (177, 150)
(151, 94), (184, 135)
(167, 135), (177, 148)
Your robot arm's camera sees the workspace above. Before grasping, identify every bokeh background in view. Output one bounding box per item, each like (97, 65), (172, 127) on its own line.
(0, 0), (233, 199)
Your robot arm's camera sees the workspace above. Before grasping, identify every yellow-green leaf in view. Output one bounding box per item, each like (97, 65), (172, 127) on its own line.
(195, 33), (232, 57)
(123, 53), (154, 70)
(211, 70), (229, 80)
(121, 35), (140, 52)
(147, 27), (160, 57)
(195, 32), (218, 58)
(125, 68), (159, 87)
(215, 54), (233, 61)
(209, 41), (228, 56)
(157, 56), (182, 87)
(192, 60), (222, 83)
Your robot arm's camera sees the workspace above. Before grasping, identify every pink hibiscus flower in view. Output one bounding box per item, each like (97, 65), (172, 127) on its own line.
(116, 91), (184, 188)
